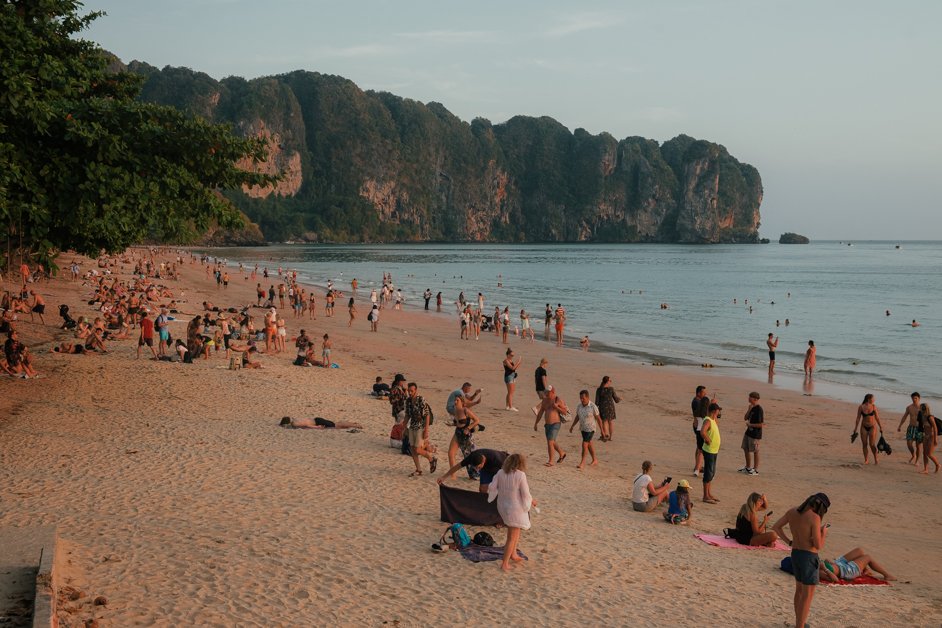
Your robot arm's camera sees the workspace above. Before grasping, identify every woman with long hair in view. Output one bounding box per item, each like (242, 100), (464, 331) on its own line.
(487, 453), (537, 572)
(503, 348), (521, 411)
(918, 403), (940, 474)
(853, 393), (883, 465)
(347, 297), (357, 327)
(595, 376), (622, 441)
(733, 492), (778, 546)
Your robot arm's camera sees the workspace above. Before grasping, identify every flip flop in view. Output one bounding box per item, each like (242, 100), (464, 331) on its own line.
(703, 498), (719, 504)
(409, 470), (422, 477)
(543, 462), (554, 467)
(557, 453), (567, 464)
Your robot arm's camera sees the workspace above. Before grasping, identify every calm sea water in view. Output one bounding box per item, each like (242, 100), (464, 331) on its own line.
(201, 242), (942, 400)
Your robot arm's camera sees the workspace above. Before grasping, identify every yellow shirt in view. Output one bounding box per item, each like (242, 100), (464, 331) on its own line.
(702, 417), (721, 454)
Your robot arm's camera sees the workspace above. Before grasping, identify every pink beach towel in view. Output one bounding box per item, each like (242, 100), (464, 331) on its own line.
(695, 533), (790, 551)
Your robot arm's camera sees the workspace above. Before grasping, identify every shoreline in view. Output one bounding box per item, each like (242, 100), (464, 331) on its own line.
(196, 245), (922, 408)
(1, 249), (939, 625)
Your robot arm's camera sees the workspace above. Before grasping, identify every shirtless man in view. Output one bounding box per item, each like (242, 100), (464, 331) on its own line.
(772, 493), (831, 628)
(898, 392), (924, 464)
(534, 386), (568, 467)
(766, 333), (779, 373)
(29, 291), (46, 325)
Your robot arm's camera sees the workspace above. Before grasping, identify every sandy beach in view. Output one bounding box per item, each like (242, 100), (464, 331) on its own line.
(1, 250), (940, 627)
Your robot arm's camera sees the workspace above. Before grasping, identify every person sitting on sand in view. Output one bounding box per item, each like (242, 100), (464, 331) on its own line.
(732, 492), (778, 546)
(819, 547), (895, 582)
(663, 479), (693, 525)
(631, 460), (671, 512)
(240, 348), (261, 369)
(279, 417), (363, 429)
(84, 328), (108, 353)
(372, 376), (391, 397)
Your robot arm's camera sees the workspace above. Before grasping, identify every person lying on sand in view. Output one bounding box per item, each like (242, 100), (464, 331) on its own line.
(279, 417), (363, 429)
(819, 547), (895, 582)
(51, 342), (87, 355)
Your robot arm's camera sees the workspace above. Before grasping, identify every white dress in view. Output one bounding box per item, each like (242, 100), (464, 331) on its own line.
(487, 469), (533, 530)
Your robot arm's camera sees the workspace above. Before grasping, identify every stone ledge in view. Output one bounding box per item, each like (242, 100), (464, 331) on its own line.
(32, 526), (59, 628)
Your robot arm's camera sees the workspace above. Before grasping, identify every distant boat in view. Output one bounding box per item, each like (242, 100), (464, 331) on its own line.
(847, 242), (853, 246)
(895, 244), (901, 249)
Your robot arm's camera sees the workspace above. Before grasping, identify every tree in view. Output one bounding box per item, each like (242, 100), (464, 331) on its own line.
(0, 0), (274, 270)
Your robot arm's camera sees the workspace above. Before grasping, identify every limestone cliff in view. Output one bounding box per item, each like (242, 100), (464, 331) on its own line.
(127, 63), (763, 244)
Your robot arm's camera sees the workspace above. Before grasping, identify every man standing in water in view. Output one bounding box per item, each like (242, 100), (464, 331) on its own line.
(544, 304), (553, 341)
(423, 289), (432, 310)
(772, 493), (831, 628)
(767, 333), (779, 374)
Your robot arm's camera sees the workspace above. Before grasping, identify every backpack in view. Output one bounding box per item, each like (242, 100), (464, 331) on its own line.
(441, 523), (472, 549)
(472, 531), (494, 547)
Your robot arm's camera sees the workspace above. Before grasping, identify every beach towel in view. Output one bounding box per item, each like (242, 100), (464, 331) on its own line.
(439, 485), (503, 526)
(823, 574), (890, 586)
(458, 545), (527, 563)
(695, 533), (790, 551)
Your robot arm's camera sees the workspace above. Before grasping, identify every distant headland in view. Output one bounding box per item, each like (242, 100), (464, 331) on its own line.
(123, 60), (764, 245)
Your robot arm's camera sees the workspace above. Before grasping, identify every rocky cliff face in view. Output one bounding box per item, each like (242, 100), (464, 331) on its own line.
(128, 63), (762, 243)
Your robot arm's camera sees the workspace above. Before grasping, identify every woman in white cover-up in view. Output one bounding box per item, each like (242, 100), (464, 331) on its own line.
(487, 453), (537, 571)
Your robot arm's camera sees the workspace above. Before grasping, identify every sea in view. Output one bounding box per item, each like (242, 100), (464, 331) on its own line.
(198, 241), (942, 406)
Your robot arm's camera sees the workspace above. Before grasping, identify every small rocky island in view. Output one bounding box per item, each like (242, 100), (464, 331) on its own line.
(779, 232), (810, 244)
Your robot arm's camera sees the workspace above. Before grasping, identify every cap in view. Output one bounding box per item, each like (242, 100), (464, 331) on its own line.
(393, 373), (406, 383)
(546, 385), (554, 392)
(677, 479), (690, 489)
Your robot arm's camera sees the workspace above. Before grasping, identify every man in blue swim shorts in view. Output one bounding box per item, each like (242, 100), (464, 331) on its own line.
(772, 493), (831, 628)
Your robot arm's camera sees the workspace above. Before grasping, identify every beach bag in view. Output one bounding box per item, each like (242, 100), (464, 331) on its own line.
(472, 532), (495, 547)
(389, 422), (405, 448)
(876, 434), (892, 455)
(441, 523), (472, 550)
(780, 556), (794, 574)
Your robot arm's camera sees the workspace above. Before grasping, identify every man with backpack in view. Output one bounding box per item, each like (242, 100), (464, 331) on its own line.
(404, 382), (437, 476)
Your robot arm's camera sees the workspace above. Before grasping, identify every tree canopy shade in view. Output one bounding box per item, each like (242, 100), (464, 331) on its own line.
(0, 0), (275, 268)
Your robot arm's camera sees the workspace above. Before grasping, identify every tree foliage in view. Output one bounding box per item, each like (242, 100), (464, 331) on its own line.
(0, 0), (274, 268)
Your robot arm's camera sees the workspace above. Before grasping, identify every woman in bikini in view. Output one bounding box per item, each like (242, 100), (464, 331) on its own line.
(853, 393), (884, 465)
(347, 297), (357, 327)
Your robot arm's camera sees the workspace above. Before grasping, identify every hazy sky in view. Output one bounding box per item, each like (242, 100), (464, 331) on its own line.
(84, 0), (942, 240)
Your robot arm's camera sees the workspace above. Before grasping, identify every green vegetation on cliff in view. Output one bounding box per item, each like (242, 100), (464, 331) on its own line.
(129, 64), (763, 244)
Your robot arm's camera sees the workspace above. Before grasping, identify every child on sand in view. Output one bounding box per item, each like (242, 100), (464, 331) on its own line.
(663, 480), (692, 524)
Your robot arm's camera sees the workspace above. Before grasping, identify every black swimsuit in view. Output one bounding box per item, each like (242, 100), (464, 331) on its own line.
(861, 409), (875, 432)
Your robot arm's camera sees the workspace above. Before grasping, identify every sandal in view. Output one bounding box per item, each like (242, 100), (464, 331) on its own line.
(410, 470), (423, 477)
(430, 458), (438, 473)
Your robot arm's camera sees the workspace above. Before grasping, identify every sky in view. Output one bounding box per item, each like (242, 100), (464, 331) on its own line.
(83, 0), (942, 240)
